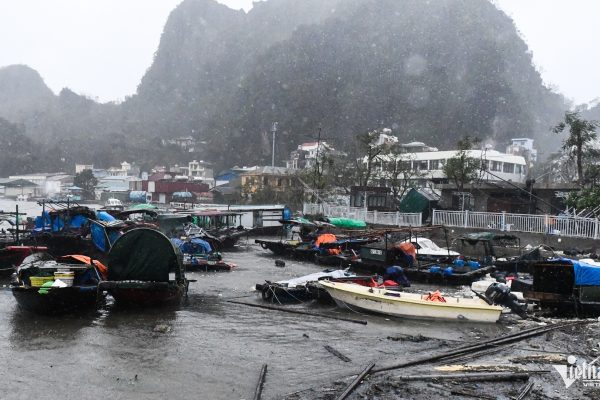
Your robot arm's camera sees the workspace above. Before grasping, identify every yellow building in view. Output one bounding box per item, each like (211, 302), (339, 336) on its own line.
(240, 166), (298, 195)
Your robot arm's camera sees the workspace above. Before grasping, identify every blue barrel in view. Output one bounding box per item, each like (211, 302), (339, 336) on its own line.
(453, 259), (465, 267)
(429, 265), (441, 274)
(443, 266), (454, 276)
(467, 260), (480, 270)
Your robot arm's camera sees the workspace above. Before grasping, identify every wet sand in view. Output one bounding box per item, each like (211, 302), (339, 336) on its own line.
(1, 237), (598, 399)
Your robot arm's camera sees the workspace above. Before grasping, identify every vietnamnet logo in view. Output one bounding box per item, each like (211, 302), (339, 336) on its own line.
(553, 355), (600, 388)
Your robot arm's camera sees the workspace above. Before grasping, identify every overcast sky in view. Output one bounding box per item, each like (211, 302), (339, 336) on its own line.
(0, 0), (597, 105)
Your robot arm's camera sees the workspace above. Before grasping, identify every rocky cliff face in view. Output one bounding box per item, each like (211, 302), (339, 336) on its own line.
(0, 0), (567, 171)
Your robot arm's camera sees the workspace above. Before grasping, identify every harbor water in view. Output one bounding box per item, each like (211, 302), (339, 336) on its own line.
(0, 200), (508, 399)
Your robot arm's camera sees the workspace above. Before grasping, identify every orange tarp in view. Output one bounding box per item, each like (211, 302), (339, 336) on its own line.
(395, 242), (417, 260)
(315, 233), (340, 255)
(62, 254), (108, 279)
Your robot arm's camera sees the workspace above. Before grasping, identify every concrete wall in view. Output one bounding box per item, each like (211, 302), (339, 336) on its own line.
(429, 226), (600, 254)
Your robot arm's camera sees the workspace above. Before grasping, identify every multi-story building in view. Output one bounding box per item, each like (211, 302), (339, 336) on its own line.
(369, 148), (528, 185)
(179, 160), (214, 187)
(240, 166), (298, 196)
(506, 138), (538, 175)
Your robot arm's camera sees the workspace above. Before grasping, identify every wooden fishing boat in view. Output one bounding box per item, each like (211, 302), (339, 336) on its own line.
(99, 228), (189, 307)
(11, 254), (106, 315)
(353, 241), (492, 285)
(401, 237), (459, 262)
(255, 236), (378, 263)
(183, 254), (236, 272)
(319, 281), (503, 323)
(255, 269), (355, 304)
(186, 210), (247, 249)
(170, 237), (236, 272)
(521, 258), (600, 316)
(256, 270), (401, 305)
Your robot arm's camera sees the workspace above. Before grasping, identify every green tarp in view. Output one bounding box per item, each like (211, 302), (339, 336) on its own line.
(327, 217), (367, 229)
(107, 228), (182, 282)
(399, 188), (430, 213)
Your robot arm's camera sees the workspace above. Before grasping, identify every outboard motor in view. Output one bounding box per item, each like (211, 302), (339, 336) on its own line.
(485, 282), (528, 319)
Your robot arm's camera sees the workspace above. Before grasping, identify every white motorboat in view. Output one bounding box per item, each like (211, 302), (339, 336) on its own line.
(320, 281), (503, 323)
(402, 237), (459, 259)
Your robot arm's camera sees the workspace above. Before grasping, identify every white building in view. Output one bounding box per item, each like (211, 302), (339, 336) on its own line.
(370, 149), (527, 184)
(75, 164), (94, 174)
(287, 141), (342, 169)
(7, 173), (73, 197)
(398, 141), (438, 153)
(506, 138), (537, 165)
(179, 160), (215, 187)
(372, 129), (398, 147)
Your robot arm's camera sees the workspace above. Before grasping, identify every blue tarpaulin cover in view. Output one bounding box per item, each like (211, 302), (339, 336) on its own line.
(570, 259), (600, 286)
(171, 238), (212, 254)
(96, 211), (116, 222)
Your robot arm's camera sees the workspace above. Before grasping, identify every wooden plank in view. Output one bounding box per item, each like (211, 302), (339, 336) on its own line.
(324, 345), (352, 362)
(252, 364), (268, 400)
(335, 362), (376, 400)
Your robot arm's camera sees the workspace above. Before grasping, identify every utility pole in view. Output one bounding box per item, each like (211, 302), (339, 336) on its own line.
(313, 127), (322, 202)
(271, 122), (278, 167)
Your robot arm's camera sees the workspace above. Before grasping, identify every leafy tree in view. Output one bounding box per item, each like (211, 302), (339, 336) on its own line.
(443, 135), (481, 193)
(566, 187), (600, 214)
(73, 169), (98, 199)
(552, 111), (599, 186)
(378, 152), (424, 204)
(352, 129), (390, 187)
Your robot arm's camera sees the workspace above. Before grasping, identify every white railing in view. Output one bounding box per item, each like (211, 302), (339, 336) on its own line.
(432, 209), (600, 239)
(303, 203), (422, 227)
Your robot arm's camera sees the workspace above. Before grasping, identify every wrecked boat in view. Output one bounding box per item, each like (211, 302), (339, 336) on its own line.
(255, 269), (401, 304)
(494, 245), (556, 274)
(255, 269), (356, 303)
(519, 258), (600, 316)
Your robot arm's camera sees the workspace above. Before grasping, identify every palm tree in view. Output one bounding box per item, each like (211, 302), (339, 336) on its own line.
(552, 111), (599, 186)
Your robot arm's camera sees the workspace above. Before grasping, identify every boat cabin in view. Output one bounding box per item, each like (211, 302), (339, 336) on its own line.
(523, 259), (600, 315)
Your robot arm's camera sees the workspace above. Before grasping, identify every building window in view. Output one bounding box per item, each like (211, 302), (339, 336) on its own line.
(263, 176), (268, 185)
(418, 160), (428, 170)
(277, 178), (283, 186)
(491, 161), (502, 172)
(429, 160), (440, 170)
(515, 164), (523, 175)
(503, 163), (514, 173)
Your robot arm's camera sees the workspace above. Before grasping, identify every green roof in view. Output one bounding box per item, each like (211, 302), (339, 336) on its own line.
(3, 179), (38, 188)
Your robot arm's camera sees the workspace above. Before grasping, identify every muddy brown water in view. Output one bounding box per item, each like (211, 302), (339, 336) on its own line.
(0, 238), (510, 400)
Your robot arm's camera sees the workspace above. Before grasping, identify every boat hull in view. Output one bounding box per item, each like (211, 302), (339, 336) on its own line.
(320, 281), (502, 323)
(11, 286), (101, 315)
(184, 261), (235, 272)
(100, 281), (188, 307)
